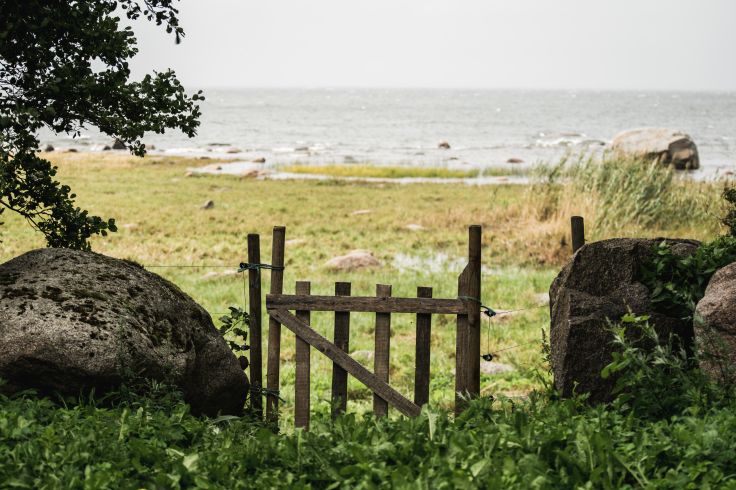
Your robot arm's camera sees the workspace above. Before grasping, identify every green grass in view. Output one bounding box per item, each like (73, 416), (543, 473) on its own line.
(279, 164), (502, 179)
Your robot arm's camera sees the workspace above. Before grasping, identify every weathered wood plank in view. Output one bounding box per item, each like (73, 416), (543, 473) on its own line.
(455, 265), (470, 415)
(266, 294), (465, 314)
(269, 309), (421, 418)
(467, 225), (482, 398)
(331, 282), (351, 418)
(247, 234), (263, 417)
(294, 281), (311, 430)
(571, 216), (585, 254)
(373, 284), (391, 417)
(414, 286), (432, 407)
(266, 226), (286, 423)
(455, 225), (483, 415)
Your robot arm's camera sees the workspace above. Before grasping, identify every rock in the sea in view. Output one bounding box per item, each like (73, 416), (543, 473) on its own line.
(65, 148), (78, 153)
(611, 128), (700, 170)
(112, 139), (126, 150)
(437, 141), (451, 150)
(44, 144), (55, 152)
(102, 145), (112, 151)
(695, 263), (736, 382)
(252, 157), (266, 164)
(506, 158), (524, 164)
(0, 249), (248, 416)
(549, 238), (698, 402)
(325, 250), (381, 270)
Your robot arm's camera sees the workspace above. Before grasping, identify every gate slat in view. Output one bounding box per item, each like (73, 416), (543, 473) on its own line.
(373, 284), (392, 417)
(414, 286), (432, 407)
(270, 308), (421, 418)
(455, 265), (470, 415)
(331, 282), (351, 418)
(294, 281), (311, 430)
(267, 294), (464, 314)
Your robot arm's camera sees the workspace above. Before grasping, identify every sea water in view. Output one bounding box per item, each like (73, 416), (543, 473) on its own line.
(40, 89), (736, 173)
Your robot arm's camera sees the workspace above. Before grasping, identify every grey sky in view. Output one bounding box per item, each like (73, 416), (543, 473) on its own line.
(129, 0), (736, 91)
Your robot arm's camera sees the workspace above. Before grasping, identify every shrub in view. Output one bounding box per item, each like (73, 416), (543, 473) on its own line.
(601, 313), (728, 419)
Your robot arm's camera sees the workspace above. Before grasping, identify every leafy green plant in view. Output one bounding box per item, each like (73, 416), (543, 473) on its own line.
(721, 187), (736, 236)
(4, 384), (736, 488)
(601, 313), (724, 419)
(218, 307), (250, 358)
(641, 236), (736, 320)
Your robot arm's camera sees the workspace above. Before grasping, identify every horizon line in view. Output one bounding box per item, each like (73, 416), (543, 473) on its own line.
(186, 85), (736, 94)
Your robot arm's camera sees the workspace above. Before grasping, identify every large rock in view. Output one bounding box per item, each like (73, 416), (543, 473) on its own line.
(611, 128), (700, 170)
(325, 250), (381, 270)
(694, 263), (736, 382)
(0, 248), (247, 416)
(550, 238), (698, 402)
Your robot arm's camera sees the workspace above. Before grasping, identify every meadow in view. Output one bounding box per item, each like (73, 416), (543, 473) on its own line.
(0, 152), (724, 423)
(1, 152), (733, 488)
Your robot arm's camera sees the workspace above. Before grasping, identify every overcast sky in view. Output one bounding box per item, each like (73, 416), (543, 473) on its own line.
(128, 0), (736, 91)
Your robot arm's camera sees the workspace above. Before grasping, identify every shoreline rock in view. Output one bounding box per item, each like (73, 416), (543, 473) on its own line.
(611, 128), (700, 170)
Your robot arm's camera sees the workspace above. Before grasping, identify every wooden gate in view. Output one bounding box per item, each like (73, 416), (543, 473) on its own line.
(243, 217), (588, 429)
(246, 225), (483, 429)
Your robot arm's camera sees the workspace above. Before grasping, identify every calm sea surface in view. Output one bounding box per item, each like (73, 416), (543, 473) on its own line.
(42, 89), (736, 172)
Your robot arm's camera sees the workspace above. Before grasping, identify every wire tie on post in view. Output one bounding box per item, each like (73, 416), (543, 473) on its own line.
(458, 295), (496, 318)
(238, 262), (285, 273)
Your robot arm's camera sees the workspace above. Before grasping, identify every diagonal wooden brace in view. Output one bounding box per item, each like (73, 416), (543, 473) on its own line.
(268, 308), (422, 418)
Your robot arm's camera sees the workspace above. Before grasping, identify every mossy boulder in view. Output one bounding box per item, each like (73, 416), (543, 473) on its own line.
(0, 248), (247, 416)
(549, 238), (698, 402)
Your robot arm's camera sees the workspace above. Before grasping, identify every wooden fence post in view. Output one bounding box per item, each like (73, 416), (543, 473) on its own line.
(467, 225), (482, 398)
(266, 226), (286, 424)
(456, 225), (482, 415)
(294, 281), (311, 430)
(414, 286), (432, 407)
(374, 284), (392, 417)
(571, 216), (585, 254)
(247, 234), (263, 417)
(331, 282), (351, 418)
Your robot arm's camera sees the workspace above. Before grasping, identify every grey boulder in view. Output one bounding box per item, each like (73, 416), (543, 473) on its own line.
(611, 128), (700, 170)
(0, 248), (248, 416)
(549, 238), (698, 402)
(695, 263), (736, 382)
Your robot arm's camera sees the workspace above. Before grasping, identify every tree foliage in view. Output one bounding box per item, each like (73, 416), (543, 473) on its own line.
(0, 0), (202, 249)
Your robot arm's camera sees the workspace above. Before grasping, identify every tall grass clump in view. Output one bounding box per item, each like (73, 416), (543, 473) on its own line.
(506, 154), (722, 263)
(535, 155), (718, 231)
